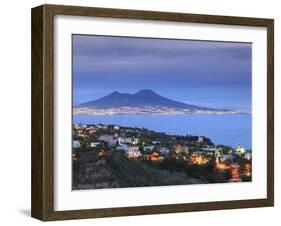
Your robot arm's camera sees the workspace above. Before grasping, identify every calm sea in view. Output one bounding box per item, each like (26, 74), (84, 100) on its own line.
(73, 114), (252, 150)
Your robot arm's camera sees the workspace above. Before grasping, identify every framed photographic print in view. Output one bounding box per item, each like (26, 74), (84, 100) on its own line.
(31, 4), (274, 221)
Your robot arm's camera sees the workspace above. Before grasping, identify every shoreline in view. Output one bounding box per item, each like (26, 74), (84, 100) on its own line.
(73, 107), (251, 116)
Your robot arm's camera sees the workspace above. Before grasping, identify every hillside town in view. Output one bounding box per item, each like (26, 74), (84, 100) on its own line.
(72, 124), (252, 189)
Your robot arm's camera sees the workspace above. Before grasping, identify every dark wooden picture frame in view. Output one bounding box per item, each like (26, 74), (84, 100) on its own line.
(31, 4), (274, 221)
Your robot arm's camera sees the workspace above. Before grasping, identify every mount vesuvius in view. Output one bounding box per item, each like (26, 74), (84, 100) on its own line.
(72, 89), (245, 115)
(77, 89), (210, 110)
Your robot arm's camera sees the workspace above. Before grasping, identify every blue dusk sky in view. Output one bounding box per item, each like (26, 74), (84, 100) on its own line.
(72, 35), (252, 110)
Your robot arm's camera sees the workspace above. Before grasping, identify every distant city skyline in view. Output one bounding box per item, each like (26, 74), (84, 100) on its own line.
(73, 35), (252, 110)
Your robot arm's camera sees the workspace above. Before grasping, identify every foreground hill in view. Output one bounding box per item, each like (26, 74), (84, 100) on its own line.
(72, 152), (205, 190)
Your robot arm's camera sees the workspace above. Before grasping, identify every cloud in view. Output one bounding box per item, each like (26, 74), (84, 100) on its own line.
(72, 34), (251, 59)
(72, 35), (251, 82)
(72, 34), (252, 108)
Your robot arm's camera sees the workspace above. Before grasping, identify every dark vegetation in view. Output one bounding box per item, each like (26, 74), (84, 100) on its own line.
(72, 151), (205, 190)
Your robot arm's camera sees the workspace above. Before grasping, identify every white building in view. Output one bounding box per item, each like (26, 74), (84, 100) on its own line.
(201, 145), (218, 152)
(159, 147), (170, 154)
(77, 130), (86, 138)
(220, 155), (234, 162)
(244, 152), (252, 160)
(152, 141), (161, 145)
(124, 146), (141, 158)
(143, 145), (154, 152)
(73, 124), (80, 130)
(236, 144), (246, 155)
(113, 126), (120, 130)
(99, 135), (116, 146)
(90, 142), (100, 148)
(97, 125), (108, 129)
(116, 145), (141, 158)
(116, 144), (138, 151)
(197, 136), (204, 143)
(73, 140), (81, 148)
(132, 138), (139, 145)
(88, 127), (96, 134)
(117, 137), (139, 145)
(174, 145), (189, 154)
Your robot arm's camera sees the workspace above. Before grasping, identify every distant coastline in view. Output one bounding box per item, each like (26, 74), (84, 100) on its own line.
(73, 106), (251, 116)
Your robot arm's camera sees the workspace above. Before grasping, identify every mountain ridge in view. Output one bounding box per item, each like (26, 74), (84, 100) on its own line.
(77, 89), (211, 110)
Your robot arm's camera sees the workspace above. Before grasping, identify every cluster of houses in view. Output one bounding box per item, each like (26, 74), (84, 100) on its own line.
(72, 124), (251, 168)
(73, 124), (98, 137)
(72, 124), (252, 182)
